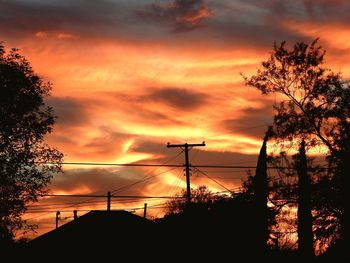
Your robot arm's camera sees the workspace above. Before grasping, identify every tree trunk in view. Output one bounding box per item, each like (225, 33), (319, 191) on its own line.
(297, 140), (314, 259)
(338, 150), (350, 260)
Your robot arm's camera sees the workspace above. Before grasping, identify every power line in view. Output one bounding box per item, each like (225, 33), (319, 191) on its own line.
(37, 162), (184, 167)
(194, 165), (284, 169)
(27, 197), (173, 209)
(167, 168), (185, 197)
(32, 194), (185, 199)
(35, 161), (332, 170)
(44, 150), (185, 212)
(27, 200), (108, 208)
(193, 167), (233, 194)
(24, 193), (184, 220)
(25, 202), (169, 220)
(25, 209), (93, 214)
(204, 160), (257, 165)
(25, 211), (55, 221)
(195, 176), (243, 180)
(197, 169), (250, 173)
(111, 166), (179, 194)
(111, 149), (185, 194)
(25, 206), (170, 214)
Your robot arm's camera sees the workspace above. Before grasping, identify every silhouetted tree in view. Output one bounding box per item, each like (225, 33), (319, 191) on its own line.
(244, 39), (350, 258)
(161, 184), (277, 260)
(244, 148), (299, 254)
(254, 132), (269, 254)
(266, 152), (298, 251)
(165, 185), (219, 215)
(311, 168), (341, 253)
(0, 43), (63, 245)
(265, 149), (339, 254)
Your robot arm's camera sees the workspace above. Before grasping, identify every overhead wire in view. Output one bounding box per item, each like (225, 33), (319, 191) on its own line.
(25, 143), (329, 222)
(39, 149), (185, 214)
(110, 148), (184, 194)
(33, 161), (331, 170)
(26, 197), (180, 210)
(25, 205), (170, 214)
(110, 166), (179, 195)
(32, 194), (184, 199)
(155, 167), (184, 217)
(25, 150), (185, 221)
(38, 162), (184, 167)
(193, 167), (233, 194)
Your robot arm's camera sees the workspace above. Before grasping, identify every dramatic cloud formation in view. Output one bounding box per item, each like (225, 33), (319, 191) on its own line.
(2, 0), (350, 238)
(138, 0), (213, 32)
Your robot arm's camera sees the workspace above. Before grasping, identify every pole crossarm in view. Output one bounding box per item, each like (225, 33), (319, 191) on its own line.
(167, 142), (206, 148)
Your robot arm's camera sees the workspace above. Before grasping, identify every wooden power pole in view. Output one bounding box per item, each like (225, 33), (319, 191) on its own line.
(167, 142), (205, 203)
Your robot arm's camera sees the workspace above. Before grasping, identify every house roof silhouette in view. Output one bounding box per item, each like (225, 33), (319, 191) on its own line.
(30, 210), (155, 253)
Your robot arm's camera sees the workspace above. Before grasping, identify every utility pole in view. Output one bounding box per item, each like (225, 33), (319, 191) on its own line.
(107, 191), (111, 211)
(143, 203), (147, 219)
(167, 142), (205, 204)
(56, 211), (60, 229)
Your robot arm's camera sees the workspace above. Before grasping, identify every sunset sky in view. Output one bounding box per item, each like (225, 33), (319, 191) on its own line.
(1, 0), (350, 238)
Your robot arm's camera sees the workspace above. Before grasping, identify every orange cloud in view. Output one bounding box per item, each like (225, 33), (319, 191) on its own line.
(182, 6), (213, 24)
(138, 0), (213, 32)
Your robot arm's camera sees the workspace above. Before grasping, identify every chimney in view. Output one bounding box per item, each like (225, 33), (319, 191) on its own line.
(73, 210), (78, 220)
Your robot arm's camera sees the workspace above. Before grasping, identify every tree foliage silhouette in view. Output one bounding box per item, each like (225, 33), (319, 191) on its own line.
(165, 185), (218, 215)
(162, 184), (277, 260)
(243, 39), (349, 151)
(0, 43), (63, 244)
(244, 39), (350, 257)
